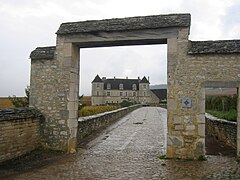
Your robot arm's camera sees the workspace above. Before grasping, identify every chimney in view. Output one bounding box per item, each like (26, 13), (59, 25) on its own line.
(148, 76), (150, 82)
(126, 76), (128, 79)
(114, 76), (116, 80)
(138, 76), (140, 82)
(102, 77), (106, 80)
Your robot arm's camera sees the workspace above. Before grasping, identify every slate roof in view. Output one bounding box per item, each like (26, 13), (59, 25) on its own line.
(140, 76), (150, 83)
(189, 40), (240, 54)
(92, 75), (150, 90)
(92, 75), (103, 83)
(104, 78), (140, 90)
(30, 46), (56, 60)
(151, 89), (167, 101)
(56, 13), (191, 35)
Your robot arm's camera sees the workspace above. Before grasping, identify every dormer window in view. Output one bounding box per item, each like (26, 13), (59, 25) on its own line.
(132, 84), (137, 91)
(119, 83), (124, 90)
(107, 83), (111, 90)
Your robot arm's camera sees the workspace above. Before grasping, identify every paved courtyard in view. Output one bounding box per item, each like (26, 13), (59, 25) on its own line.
(2, 107), (240, 179)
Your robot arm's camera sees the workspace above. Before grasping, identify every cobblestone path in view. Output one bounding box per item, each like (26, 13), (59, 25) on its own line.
(5, 107), (240, 179)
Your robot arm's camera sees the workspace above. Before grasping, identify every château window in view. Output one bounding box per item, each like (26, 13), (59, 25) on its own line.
(144, 92), (146, 96)
(96, 83), (99, 88)
(97, 91), (99, 96)
(120, 92), (123, 96)
(132, 84), (137, 91)
(125, 92), (128, 96)
(143, 85), (147, 89)
(119, 83), (124, 90)
(133, 92), (136, 96)
(107, 92), (110, 96)
(107, 83), (111, 90)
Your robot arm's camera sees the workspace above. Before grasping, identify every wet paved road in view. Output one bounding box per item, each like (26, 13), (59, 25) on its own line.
(5, 107), (240, 179)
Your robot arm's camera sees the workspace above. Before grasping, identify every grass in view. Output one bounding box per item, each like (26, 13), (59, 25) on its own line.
(197, 155), (207, 161)
(206, 109), (237, 122)
(79, 106), (120, 117)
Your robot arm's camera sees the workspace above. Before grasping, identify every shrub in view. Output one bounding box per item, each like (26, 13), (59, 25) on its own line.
(9, 86), (30, 107)
(119, 100), (134, 107)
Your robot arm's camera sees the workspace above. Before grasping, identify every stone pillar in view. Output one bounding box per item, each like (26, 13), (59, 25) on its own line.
(167, 27), (205, 159)
(237, 87), (240, 157)
(56, 37), (80, 153)
(167, 37), (179, 158)
(30, 38), (79, 153)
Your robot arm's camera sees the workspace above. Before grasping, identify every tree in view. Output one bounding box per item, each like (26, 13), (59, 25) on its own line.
(9, 86), (30, 107)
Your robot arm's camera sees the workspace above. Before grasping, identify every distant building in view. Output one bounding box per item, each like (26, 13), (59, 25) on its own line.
(91, 75), (160, 105)
(150, 84), (167, 102)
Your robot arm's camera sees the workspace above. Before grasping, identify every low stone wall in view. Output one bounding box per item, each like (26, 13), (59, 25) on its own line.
(0, 108), (43, 162)
(77, 105), (141, 144)
(205, 113), (237, 149)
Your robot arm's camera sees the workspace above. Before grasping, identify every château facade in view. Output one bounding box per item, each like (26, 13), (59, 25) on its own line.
(91, 75), (159, 105)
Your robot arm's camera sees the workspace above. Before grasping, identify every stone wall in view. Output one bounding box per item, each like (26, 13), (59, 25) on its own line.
(167, 37), (240, 159)
(77, 105), (141, 144)
(0, 108), (43, 162)
(206, 113), (237, 149)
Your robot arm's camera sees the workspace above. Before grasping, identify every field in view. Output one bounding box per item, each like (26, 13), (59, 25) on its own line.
(79, 106), (120, 117)
(0, 98), (14, 108)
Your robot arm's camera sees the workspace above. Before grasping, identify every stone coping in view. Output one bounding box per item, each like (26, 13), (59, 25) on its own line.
(0, 107), (43, 121)
(205, 113), (237, 125)
(78, 105), (140, 122)
(56, 14), (191, 35)
(189, 40), (240, 54)
(30, 46), (56, 60)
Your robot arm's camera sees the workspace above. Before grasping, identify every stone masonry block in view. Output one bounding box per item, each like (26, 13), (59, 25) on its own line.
(173, 116), (183, 124)
(63, 43), (73, 57)
(175, 125), (184, 130)
(69, 110), (78, 119)
(178, 27), (189, 40)
(167, 136), (184, 147)
(186, 125), (195, 131)
(67, 101), (78, 111)
(68, 89), (78, 101)
(196, 114), (205, 123)
(168, 99), (178, 111)
(183, 130), (195, 136)
(68, 118), (78, 128)
(198, 100), (205, 114)
(167, 38), (177, 53)
(198, 124), (205, 137)
(70, 72), (78, 83)
(70, 127), (78, 138)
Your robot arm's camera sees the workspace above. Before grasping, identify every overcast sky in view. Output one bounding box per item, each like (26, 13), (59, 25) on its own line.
(0, 0), (239, 96)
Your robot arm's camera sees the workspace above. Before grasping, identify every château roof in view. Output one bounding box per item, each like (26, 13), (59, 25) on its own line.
(104, 78), (140, 90)
(92, 75), (150, 90)
(140, 76), (150, 83)
(92, 75), (103, 83)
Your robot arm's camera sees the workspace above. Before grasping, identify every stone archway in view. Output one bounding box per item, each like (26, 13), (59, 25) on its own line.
(30, 13), (240, 159)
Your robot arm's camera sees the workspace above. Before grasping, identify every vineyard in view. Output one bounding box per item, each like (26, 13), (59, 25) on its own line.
(79, 106), (120, 117)
(206, 95), (237, 121)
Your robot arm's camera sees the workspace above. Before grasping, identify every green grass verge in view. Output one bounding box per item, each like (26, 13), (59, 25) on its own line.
(206, 109), (237, 122)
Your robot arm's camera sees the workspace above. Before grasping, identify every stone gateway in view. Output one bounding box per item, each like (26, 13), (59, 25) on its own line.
(30, 13), (240, 159)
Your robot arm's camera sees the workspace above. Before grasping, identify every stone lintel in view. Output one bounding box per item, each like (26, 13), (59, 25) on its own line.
(204, 81), (240, 88)
(56, 13), (191, 35)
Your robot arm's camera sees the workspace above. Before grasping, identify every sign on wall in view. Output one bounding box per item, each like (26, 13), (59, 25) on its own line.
(182, 97), (192, 108)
